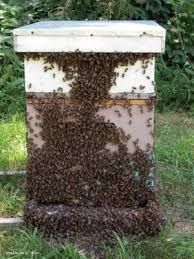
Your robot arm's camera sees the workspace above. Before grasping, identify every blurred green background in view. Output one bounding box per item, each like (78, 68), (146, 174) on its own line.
(0, 0), (194, 118)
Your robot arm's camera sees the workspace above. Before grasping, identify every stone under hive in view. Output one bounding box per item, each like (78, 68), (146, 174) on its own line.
(13, 21), (166, 239)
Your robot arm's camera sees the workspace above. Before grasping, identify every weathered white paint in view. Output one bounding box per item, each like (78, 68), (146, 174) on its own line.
(112, 59), (155, 94)
(25, 57), (73, 93)
(13, 20), (166, 53)
(25, 57), (155, 94)
(0, 171), (26, 176)
(0, 218), (23, 229)
(14, 35), (164, 53)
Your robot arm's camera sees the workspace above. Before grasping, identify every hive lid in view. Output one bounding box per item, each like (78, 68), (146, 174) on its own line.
(13, 20), (165, 37)
(13, 20), (166, 53)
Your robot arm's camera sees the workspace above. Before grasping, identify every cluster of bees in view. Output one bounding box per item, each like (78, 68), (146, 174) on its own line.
(22, 51), (161, 237)
(26, 102), (156, 208)
(24, 199), (162, 239)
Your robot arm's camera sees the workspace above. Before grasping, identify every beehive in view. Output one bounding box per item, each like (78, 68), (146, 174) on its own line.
(13, 21), (166, 239)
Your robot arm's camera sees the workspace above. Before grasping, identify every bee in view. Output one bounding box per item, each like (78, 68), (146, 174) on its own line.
(139, 85), (145, 90)
(146, 143), (152, 151)
(133, 138), (139, 146)
(57, 87), (63, 92)
(127, 134), (131, 140)
(146, 118), (152, 127)
(139, 106), (144, 114)
(29, 128), (34, 133)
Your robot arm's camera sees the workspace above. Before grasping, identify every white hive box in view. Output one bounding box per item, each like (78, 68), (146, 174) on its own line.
(13, 20), (165, 96)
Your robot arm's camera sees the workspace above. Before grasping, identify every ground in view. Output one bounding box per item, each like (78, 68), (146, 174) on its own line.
(0, 112), (194, 258)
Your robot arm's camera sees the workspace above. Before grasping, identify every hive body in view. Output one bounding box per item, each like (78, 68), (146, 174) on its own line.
(13, 21), (166, 238)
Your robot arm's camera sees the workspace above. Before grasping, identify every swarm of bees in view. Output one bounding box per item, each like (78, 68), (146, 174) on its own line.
(24, 199), (162, 239)
(26, 102), (156, 208)
(21, 51), (161, 238)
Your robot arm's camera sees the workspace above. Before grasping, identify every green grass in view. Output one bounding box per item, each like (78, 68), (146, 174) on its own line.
(0, 227), (194, 258)
(0, 228), (87, 259)
(0, 114), (26, 217)
(105, 229), (194, 259)
(155, 113), (194, 221)
(0, 176), (24, 217)
(0, 113), (27, 170)
(0, 112), (193, 258)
